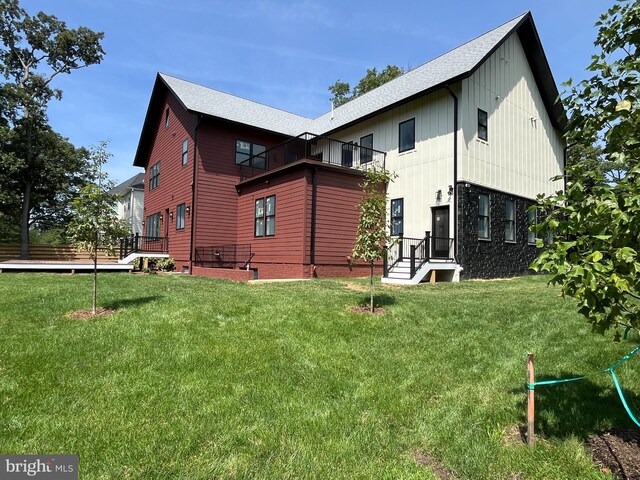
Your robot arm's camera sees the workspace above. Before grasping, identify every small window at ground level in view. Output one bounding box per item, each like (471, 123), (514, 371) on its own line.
(176, 203), (185, 230)
(149, 162), (160, 190)
(478, 109), (488, 141)
(360, 134), (373, 164)
(254, 195), (276, 237)
(528, 208), (537, 244)
(391, 198), (404, 236)
(182, 139), (188, 166)
(146, 213), (161, 238)
(505, 200), (516, 242)
(478, 193), (490, 239)
(399, 118), (415, 153)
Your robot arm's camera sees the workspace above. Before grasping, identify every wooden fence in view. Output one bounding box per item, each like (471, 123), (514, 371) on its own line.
(0, 244), (118, 262)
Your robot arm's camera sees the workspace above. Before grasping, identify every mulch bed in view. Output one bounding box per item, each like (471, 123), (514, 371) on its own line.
(587, 428), (640, 480)
(66, 307), (117, 319)
(413, 450), (457, 479)
(348, 305), (385, 315)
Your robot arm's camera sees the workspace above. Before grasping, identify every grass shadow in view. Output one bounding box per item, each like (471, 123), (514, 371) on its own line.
(357, 293), (397, 308)
(103, 295), (164, 310)
(512, 371), (640, 439)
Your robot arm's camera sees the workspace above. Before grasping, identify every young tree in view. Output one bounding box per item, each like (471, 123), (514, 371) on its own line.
(531, 0), (640, 338)
(0, 0), (104, 258)
(351, 167), (395, 313)
(67, 142), (130, 315)
(329, 65), (404, 107)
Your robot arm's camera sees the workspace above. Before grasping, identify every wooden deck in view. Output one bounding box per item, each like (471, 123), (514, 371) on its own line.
(0, 260), (133, 273)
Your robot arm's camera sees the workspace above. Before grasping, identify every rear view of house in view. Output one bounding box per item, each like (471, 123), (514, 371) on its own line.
(130, 11), (564, 281)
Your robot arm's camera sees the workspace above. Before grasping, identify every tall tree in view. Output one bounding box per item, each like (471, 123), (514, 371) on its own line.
(531, 0), (640, 338)
(351, 167), (395, 313)
(67, 142), (130, 315)
(329, 65), (404, 107)
(0, 0), (104, 257)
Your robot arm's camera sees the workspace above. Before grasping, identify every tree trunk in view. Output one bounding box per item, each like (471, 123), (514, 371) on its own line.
(370, 263), (374, 313)
(20, 179), (32, 259)
(93, 252), (97, 315)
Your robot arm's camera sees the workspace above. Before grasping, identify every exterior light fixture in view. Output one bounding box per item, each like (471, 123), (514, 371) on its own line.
(436, 189), (442, 202)
(169, 211), (174, 220)
(185, 205), (190, 215)
(448, 185), (454, 196)
(159, 214), (163, 222)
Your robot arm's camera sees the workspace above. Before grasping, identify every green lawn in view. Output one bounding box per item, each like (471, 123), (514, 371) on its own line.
(0, 273), (637, 479)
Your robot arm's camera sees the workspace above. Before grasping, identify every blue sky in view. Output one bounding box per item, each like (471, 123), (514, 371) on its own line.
(22, 0), (610, 184)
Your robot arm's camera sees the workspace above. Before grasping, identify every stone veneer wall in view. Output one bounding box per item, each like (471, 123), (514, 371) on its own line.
(456, 183), (540, 279)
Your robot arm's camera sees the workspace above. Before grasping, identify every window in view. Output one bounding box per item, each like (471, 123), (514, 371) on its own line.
(478, 109), (488, 141)
(236, 140), (266, 169)
(146, 213), (161, 238)
(255, 195), (276, 237)
(341, 142), (354, 167)
(391, 198), (403, 236)
(149, 162), (160, 190)
(176, 203), (185, 230)
(360, 134), (373, 164)
(399, 118), (415, 153)
(478, 193), (490, 239)
(164, 109), (170, 128)
(528, 208), (537, 244)
(182, 139), (188, 166)
(505, 200), (516, 242)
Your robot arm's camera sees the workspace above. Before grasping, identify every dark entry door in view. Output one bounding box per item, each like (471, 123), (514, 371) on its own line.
(431, 206), (450, 259)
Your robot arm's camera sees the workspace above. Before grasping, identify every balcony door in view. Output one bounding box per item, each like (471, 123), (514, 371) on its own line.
(431, 206), (450, 259)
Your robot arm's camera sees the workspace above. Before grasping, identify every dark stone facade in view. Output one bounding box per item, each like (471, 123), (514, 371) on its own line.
(456, 183), (538, 279)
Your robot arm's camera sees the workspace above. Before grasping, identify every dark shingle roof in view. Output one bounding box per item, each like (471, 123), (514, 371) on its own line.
(109, 173), (145, 196)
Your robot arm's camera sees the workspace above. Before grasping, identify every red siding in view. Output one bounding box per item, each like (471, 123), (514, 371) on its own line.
(142, 92), (196, 271)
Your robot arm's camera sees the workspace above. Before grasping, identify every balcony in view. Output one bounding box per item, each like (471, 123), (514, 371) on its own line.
(238, 132), (386, 179)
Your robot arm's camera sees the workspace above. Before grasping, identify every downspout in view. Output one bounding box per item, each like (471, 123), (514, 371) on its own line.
(189, 114), (203, 271)
(310, 167), (317, 267)
(445, 85), (459, 260)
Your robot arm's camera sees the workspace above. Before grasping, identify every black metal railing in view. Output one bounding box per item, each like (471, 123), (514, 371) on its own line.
(194, 244), (254, 269)
(239, 132), (386, 179)
(119, 234), (169, 259)
(383, 232), (455, 278)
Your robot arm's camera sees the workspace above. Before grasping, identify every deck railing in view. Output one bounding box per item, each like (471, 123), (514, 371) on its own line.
(383, 232), (455, 278)
(119, 234), (168, 259)
(194, 244), (254, 269)
(239, 132), (386, 179)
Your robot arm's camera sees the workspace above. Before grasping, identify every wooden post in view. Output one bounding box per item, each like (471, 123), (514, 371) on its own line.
(527, 353), (535, 448)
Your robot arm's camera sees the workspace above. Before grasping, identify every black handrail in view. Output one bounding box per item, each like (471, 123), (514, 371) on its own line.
(194, 244), (253, 269)
(383, 232), (455, 279)
(119, 234), (169, 259)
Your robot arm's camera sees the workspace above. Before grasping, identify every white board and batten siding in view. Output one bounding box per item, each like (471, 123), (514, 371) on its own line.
(459, 33), (564, 199)
(331, 89), (456, 240)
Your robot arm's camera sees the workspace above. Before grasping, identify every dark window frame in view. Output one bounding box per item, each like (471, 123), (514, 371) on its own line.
(399, 118), (415, 153)
(149, 162), (160, 190)
(527, 208), (537, 245)
(182, 139), (188, 166)
(478, 109), (488, 141)
(505, 199), (516, 243)
(164, 109), (169, 128)
(254, 195), (276, 237)
(390, 198), (404, 236)
(176, 203), (185, 230)
(236, 140), (266, 169)
(478, 193), (490, 240)
(360, 133), (373, 164)
(146, 212), (161, 238)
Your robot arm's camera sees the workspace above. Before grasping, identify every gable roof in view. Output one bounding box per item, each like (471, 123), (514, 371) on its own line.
(134, 11), (564, 168)
(109, 172), (145, 196)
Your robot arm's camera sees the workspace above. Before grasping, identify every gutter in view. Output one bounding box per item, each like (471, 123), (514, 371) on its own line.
(189, 114), (203, 270)
(310, 167), (317, 266)
(445, 85), (459, 260)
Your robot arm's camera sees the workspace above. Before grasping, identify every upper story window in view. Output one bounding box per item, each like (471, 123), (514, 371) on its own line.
(164, 109), (170, 128)
(146, 212), (161, 238)
(236, 140), (266, 169)
(528, 208), (537, 245)
(478, 109), (488, 141)
(360, 133), (373, 164)
(341, 142), (354, 167)
(505, 199), (516, 242)
(255, 195), (276, 237)
(176, 203), (185, 230)
(391, 198), (404, 236)
(399, 118), (415, 153)
(149, 162), (160, 190)
(182, 139), (189, 166)
(478, 193), (490, 240)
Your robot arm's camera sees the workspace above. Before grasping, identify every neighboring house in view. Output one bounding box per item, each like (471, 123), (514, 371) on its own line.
(132, 11), (564, 281)
(109, 173), (145, 235)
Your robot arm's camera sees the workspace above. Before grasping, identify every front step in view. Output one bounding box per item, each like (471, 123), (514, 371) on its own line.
(382, 261), (463, 285)
(118, 252), (170, 264)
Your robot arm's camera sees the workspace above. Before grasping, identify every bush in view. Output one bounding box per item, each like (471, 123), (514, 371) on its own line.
(156, 258), (175, 272)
